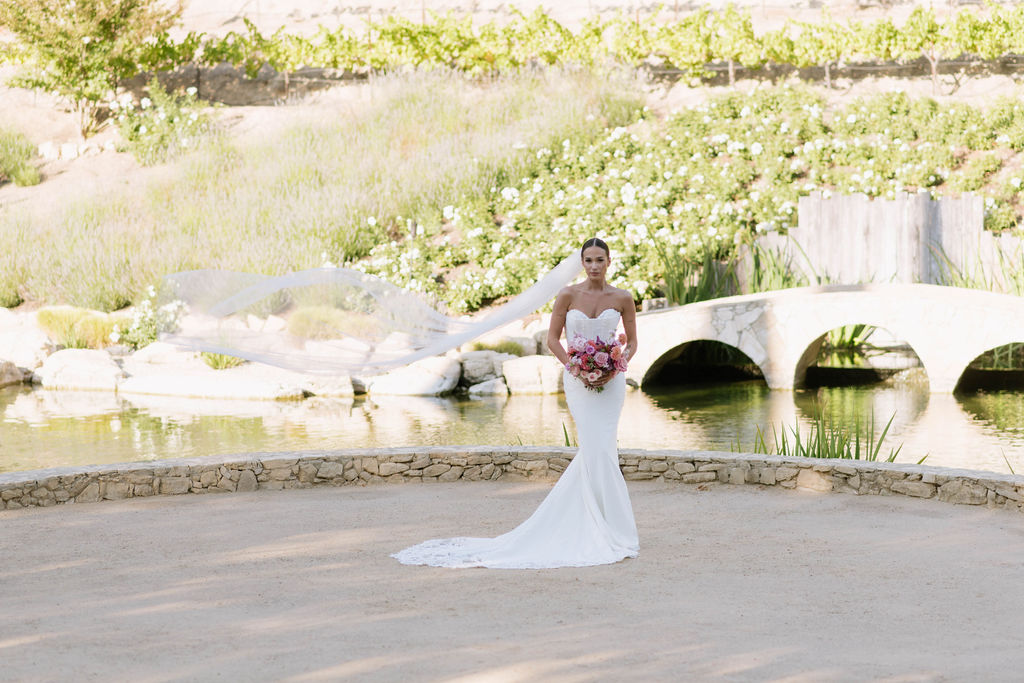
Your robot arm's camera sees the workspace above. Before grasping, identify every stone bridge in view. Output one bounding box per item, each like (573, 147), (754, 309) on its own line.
(627, 284), (1024, 393)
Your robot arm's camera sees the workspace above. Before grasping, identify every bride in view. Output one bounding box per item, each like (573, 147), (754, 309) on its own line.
(392, 238), (640, 569)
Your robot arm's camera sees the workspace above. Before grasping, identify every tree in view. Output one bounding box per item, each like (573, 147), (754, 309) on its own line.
(0, 0), (183, 136)
(709, 4), (763, 86)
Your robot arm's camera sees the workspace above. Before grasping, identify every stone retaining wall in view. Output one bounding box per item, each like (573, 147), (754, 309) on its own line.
(1, 447), (1022, 513)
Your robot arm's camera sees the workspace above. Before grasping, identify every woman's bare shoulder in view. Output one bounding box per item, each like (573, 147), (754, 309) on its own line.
(609, 286), (635, 310)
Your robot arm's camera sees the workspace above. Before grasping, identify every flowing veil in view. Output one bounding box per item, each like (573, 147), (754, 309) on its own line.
(160, 255), (582, 375)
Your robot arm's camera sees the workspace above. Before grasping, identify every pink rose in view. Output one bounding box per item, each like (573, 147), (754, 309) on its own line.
(615, 359), (628, 372)
(594, 351), (610, 367)
(610, 346), (622, 360)
(570, 364), (581, 377)
(570, 336), (586, 352)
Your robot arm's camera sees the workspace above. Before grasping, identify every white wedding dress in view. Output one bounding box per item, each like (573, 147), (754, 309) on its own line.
(392, 308), (639, 569)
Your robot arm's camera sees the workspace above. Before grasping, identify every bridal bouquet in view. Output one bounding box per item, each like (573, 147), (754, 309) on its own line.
(565, 332), (628, 392)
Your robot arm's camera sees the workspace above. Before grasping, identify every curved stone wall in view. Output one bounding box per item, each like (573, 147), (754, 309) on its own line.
(2, 447), (1022, 514)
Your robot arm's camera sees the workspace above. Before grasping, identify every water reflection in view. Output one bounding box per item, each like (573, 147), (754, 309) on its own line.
(2, 382), (1023, 475)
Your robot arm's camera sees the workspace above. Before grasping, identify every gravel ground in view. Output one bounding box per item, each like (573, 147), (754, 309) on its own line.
(2, 480), (1023, 681)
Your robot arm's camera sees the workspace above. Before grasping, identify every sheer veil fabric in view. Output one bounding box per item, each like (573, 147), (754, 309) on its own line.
(160, 255), (583, 376)
(392, 308), (639, 569)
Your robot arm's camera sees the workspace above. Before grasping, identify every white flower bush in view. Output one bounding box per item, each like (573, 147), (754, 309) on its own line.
(355, 86), (1024, 312)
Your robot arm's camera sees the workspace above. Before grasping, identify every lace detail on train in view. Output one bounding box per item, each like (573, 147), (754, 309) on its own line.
(391, 308), (639, 569)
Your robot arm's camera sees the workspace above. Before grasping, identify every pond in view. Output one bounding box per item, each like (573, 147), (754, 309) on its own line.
(3, 380), (1023, 476)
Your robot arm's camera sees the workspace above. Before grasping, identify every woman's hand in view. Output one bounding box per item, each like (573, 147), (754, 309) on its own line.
(584, 370), (616, 389)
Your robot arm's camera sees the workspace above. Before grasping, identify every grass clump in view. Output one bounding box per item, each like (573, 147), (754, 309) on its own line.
(0, 127), (40, 187)
(735, 411), (920, 463)
(470, 339), (526, 356)
(36, 306), (122, 349)
(200, 352), (246, 370)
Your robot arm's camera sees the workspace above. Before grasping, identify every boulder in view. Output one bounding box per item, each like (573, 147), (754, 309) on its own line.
(460, 350), (516, 385)
(366, 356), (461, 396)
(502, 356), (564, 394)
(468, 377), (509, 397)
(0, 360), (26, 388)
(0, 325), (57, 370)
(33, 349), (125, 391)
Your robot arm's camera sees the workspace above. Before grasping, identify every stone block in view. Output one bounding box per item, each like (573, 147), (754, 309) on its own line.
(938, 480), (988, 505)
(467, 454), (493, 466)
(76, 482), (101, 503)
(891, 480), (936, 498)
(438, 466), (464, 482)
(409, 455), (431, 470)
(199, 470), (218, 487)
(673, 462), (696, 474)
(298, 464), (318, 483)
(362, 458), (379, 476)
(103, 482), (130, 500)
(317, 462), (345, 479)
(796, 469), (832, 492)
(378, 462), (409, 476)
(390, 454), (415, 463)
(422, 464), (451, 477)
(624, 472), (656, 481)
(682, 472), (717, 484)
(134, 484), (154, 497)
(160, 477), (191, 495)
(481, 463), (495, 478)
(524, 460), (548, 471)
(237, 470), (258, 492)
(775, 467), (799, 481)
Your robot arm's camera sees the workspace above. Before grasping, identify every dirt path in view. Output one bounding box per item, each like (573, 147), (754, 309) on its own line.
(2, 481), (1022, 681)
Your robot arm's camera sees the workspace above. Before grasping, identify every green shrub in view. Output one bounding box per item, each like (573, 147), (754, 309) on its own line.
(0, 127), (39, 186)
(110, 289), (188, 349)
(114, 79), (214, 165)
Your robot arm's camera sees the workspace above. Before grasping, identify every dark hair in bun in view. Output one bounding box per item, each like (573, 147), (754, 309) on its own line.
(580, 237), (609, 257)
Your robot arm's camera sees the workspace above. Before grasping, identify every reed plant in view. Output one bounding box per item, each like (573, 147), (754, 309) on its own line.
(656, 245), (738, 306)
(735, 411), (920, 463)
(0, 69), (642, 311)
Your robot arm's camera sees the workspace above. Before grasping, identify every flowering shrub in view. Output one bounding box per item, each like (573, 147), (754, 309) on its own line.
(114, 79), (212, 165)
(356, 85), (1024, 312)
(109, 286), (187, 349)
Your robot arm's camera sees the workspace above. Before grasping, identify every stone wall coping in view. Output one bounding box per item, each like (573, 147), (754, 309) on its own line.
(2, 447), (1021, 512)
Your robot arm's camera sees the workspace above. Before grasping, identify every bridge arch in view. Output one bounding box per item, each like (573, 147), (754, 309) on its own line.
(642, 338), (767, 387)
(789, 321), (925, 390)
(626, 284), (1024, 393)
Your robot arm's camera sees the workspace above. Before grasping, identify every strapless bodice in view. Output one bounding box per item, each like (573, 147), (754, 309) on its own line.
(565, 308), (621, 343)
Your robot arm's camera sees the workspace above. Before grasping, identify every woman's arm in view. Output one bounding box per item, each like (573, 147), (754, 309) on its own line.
(586, 290), (637, 389)
(546, 288), (573, 366)
(620, 291), (638, 363)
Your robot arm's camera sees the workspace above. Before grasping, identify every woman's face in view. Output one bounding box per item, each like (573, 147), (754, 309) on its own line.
(581, 246), (609, 282)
